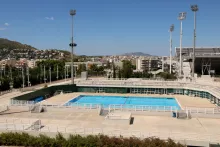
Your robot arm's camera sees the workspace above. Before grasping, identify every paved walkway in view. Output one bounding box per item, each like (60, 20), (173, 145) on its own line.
(0, 110), (220, 143)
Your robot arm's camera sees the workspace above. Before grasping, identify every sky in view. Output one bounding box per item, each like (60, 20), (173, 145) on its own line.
(0, 0), (220, 56)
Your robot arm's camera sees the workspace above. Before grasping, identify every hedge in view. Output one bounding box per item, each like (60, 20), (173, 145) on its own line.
(0, 132), (185, 147)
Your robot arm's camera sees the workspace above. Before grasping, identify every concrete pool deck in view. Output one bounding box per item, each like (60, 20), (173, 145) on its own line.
(0, 109), (220, 143)
(41, 92), (216, 108)
(0, 92), (220, 145)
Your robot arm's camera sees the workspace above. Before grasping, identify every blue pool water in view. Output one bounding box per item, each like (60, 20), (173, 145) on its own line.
(66, 95), (180, 110)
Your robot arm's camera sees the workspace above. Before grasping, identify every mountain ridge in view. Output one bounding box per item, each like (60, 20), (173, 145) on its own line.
(121, 52), (151, 56)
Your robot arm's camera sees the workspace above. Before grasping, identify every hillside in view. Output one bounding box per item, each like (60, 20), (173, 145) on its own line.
(0, 38), (37, 51)
(0, 38), (72, 60)
(121, 52), (151, 56)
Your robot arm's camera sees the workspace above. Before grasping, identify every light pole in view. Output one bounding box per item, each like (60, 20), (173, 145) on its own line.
(10, 66), (13, 90)
(178, 12), (186, 76)
(64, 65), (66, 81)
(69, 9), (76, 85)
(44, 65), (46, 83)
(169, 24), (174, 74)
(56, 65), (59, 80)
(49, 66), (51, 84)
(26, 66), (30, 87)
(22, 66), (25, 89)
(191, 5), (198, 78)
(67, 65), (69, 78)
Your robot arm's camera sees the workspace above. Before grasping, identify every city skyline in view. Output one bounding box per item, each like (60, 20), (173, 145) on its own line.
(1, 0), (220, 56)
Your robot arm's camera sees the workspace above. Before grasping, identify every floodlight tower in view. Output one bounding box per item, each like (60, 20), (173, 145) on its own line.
(169, 24), (174, 74)
(191, 5), (198, 78)
(178, 12), (186, 76)
(69, 9), (76, 85)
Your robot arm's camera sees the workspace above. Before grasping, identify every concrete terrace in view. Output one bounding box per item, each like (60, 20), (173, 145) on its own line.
(0, 109), (220, 143)
(41, 92), (216, 108)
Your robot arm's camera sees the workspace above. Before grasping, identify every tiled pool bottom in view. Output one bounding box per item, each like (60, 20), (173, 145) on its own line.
(65, 95), (181, 110)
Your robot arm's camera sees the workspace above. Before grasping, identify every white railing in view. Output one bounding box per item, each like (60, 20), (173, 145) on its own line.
(185, 107), (220, 114)
(9, 99), (220, 115)
(10, 99), (35, 106)
(44, 102), (101, 110)
(0, 89), (19, 96)
(0, 123), (219, 143)
(109, 104), (178, 112)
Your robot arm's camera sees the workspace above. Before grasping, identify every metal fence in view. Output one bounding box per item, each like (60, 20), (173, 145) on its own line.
(109, 104), (178, 112)
(8, 99), (220, 115)
(185, 107), (220, 114)
(10, 99), (35, 106)
(0, 89), (19, 96)
(44, 102), (101, 110)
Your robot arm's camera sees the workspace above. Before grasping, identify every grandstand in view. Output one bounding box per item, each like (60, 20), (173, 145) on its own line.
(175, 47), (220, 75)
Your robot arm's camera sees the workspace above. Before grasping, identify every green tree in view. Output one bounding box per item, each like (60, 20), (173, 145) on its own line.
(118, 67), (122, 78)
(112, 62), (116, 78)
(157, 72), (177, 80)
(77, 64), (86, 75)
(106, 61), (111, 69)
(121, 60), (133, 78)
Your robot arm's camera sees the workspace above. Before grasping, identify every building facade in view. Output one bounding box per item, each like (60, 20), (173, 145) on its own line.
(136, 57), (162, 72)
(175, 47), (220, 75)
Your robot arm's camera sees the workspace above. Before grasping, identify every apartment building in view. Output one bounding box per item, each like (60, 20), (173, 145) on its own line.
(0, 58), (16, 69)
(136, 57), (162, 71)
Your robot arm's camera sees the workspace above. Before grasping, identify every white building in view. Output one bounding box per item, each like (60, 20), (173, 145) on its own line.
(27, 59), (36, 68)
(135, 57), (162, 72)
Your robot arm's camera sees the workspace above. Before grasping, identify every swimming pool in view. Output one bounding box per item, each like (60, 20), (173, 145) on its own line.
(65, 95), (181, 110)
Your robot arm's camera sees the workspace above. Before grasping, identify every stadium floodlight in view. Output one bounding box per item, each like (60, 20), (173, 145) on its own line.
(69, 9), (76, 85)
(191, 5), (198, 78)
(169, 24), (174, 74)
(178, 12), (186, 76)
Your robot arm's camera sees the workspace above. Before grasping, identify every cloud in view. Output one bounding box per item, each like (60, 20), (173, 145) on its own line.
(0, 28), (6, 30)
(4, 23), (9, 26)
(45, 17), (54, 20)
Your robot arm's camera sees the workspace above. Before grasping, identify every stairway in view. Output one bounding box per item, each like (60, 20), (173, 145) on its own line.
(30, 105), (43, 113)
(182, 62), (191, 78)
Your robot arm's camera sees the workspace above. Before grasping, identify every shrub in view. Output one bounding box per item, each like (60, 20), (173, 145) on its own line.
(0, 132), (186, 147)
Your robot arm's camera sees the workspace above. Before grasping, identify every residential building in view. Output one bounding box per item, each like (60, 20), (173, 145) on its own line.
(27, 59), (36, 68)
(136, 57), (162, 72)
